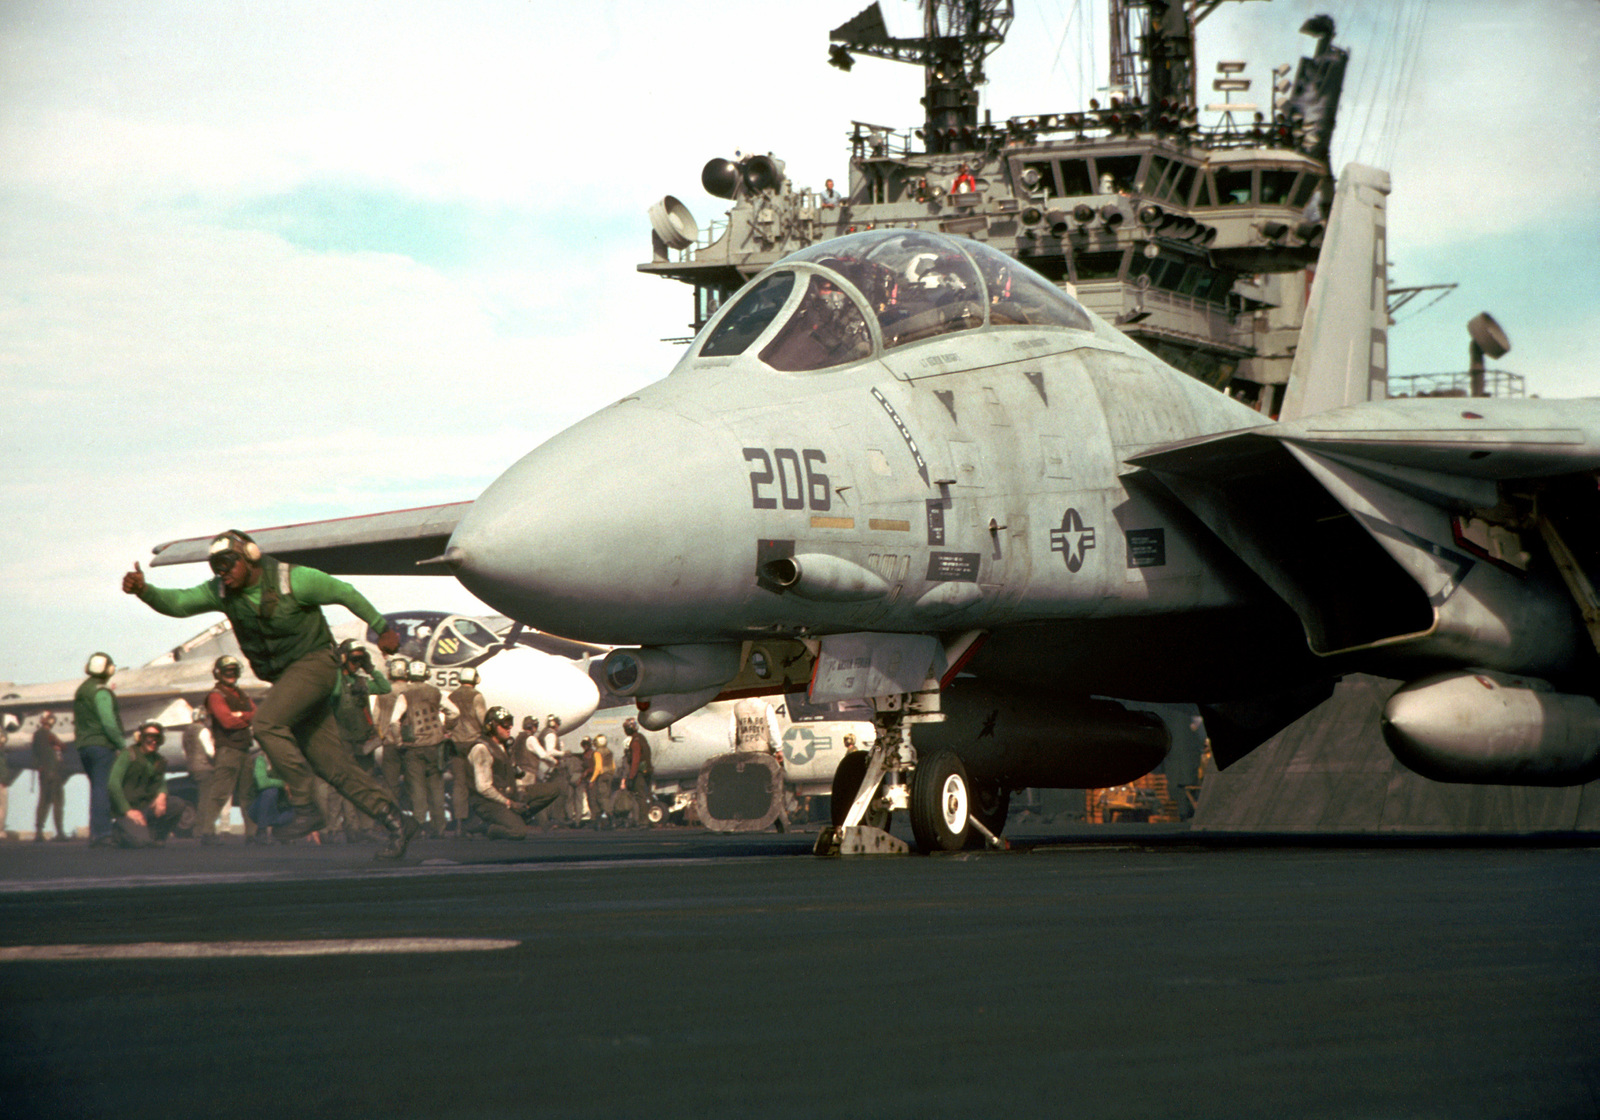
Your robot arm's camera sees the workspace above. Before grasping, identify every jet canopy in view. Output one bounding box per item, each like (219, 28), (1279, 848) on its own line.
(369, 611), (502, 667)
(694, 229), (1093, 373)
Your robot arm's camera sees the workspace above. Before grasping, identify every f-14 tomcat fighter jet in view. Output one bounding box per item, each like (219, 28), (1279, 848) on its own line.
(153, 164), (1600, 854)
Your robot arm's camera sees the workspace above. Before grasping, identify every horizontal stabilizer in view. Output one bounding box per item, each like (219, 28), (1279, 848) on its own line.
(150, 502), (472, 575)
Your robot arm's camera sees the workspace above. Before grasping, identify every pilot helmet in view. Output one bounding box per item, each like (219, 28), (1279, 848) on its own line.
(458, 666), (480, 686)
(213, 654), (242, 681)
(484, 706), (514, 732)
(84, 652), (115, 679)
(136, 720), (166, 747)
(407, 659), (430, 682)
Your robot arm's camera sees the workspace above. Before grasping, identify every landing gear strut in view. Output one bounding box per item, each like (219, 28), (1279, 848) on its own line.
(814, 705), (913, 856)
(816, 690), (1005, 856)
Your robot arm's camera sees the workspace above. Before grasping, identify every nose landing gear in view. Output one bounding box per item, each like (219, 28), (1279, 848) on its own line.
(815, 690), (1008, 856)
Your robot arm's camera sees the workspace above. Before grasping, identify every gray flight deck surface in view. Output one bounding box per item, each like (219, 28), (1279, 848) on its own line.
(2, 828), (1596, 1120)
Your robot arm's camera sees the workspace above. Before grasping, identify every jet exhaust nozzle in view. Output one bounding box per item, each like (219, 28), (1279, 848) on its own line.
(602, 643), (742, 698)
(1381, 670), (1600, 785)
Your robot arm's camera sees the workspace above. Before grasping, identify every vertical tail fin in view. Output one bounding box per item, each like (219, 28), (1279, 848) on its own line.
(1278, 163), (1391, 421)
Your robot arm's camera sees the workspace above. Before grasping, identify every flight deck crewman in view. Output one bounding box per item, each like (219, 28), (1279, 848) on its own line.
(445, 666), (488, 837)
(374, 654), (412, 798)
(388, 659), (451, 837)
(196, 654), (256, 844)
(729, 696), (788, 832)
(621, 717), (654, 828)
(32, 711), (68, 841)
(122, 530), (417, 860)
(332, 638), (391, 840)
(462, 706), (541, 840)
(74, 652), (126, 847)
(730, 696), (781, 754)
(586, 733), (616, 829)
(110, 720), (186, 847)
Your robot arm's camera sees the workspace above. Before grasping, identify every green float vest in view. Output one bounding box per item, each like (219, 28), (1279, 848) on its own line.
(217, 556), (333, 683)
(73, 677), (123, 749)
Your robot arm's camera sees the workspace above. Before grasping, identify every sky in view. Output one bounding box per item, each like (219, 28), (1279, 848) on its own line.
(2, 0), (1597, 690)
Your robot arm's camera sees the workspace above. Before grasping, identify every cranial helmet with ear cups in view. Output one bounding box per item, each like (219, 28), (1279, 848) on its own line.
(208, 530), (261, 574)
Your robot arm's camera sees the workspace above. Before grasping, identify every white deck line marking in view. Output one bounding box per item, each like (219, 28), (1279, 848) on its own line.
(0, 855), (735, 895)
(0, 938), (520, 962)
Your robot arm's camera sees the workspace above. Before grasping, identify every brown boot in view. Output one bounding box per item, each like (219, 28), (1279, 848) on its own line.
(375, 810), (419, 861)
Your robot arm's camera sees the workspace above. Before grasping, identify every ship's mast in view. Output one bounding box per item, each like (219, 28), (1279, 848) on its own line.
(1108, 0), (1201, 129)
(829, 1), (1013, 152)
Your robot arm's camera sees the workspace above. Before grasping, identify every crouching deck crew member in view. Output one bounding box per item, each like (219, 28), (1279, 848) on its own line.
(463, 706), (557, 839)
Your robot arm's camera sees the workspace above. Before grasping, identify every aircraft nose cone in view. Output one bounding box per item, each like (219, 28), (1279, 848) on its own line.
(448, 402), (749, 645)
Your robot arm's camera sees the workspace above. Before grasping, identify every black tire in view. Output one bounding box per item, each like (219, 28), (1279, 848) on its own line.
(909, 750), (971, 853)
(965, 781), (1010, 849)
(830, 752), (871, 828)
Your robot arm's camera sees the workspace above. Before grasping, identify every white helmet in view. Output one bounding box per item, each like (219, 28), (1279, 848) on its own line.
(84, 652), (115, 678)
(386, 655), (410, 679)
(408, 659), (430, 682)
(458, 666), (480, 686)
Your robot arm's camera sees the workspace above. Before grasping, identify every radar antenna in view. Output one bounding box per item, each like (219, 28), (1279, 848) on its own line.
(829, 1), (1014, 153)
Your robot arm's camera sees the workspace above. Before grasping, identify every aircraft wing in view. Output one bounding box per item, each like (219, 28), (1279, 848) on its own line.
(1131, 398), (1600, 484)
(150, 502), (472, 575)
(1128, 397), (1600, 661)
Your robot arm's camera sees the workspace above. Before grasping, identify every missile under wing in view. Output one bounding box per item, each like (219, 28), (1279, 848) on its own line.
(148, 164), (1600, 852)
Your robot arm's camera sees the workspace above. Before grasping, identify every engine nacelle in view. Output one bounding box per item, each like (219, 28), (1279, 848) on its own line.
(601, 643), (742, 698)
(1381, 670), (1600, 785)
(912, 683), (1170, 789)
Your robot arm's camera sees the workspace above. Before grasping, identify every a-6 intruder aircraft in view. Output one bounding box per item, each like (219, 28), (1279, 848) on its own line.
(578, 693), (876, 829)
(151, 163), (1600, 854)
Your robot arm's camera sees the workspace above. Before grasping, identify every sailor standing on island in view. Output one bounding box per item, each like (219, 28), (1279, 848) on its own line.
(122, 530), (418, 860)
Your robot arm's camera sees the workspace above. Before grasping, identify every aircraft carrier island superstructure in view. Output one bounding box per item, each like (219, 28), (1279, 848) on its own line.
(641, 0), (1349, 416)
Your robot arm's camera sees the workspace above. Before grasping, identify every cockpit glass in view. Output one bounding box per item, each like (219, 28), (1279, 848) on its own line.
(789, 231), (984, 350)
(966, 239), (1093, 331)
(699, 272), (795, 357)
(430, 616), (499, 667)
(371, 611), (449, 659)
(758, 274), (873, 371)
